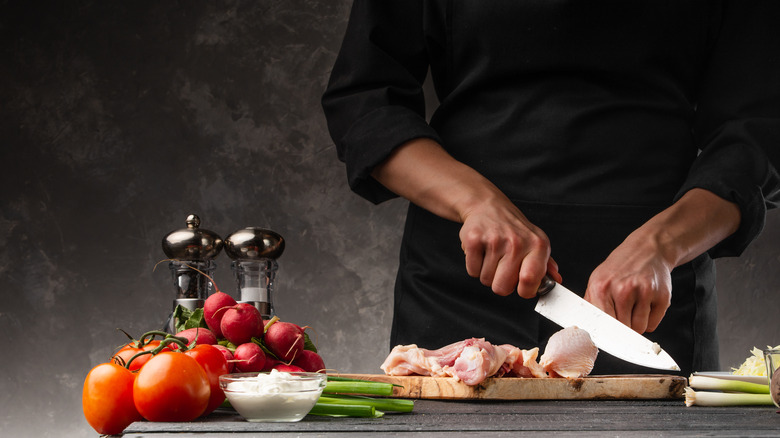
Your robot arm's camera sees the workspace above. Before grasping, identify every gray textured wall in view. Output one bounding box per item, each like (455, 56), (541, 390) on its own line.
(1, 2), (778, 436)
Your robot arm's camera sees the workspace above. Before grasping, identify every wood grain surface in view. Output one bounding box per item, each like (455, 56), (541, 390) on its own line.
(333, 373), (687, 400)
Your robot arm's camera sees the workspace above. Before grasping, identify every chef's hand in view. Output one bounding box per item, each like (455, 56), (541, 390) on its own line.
(584, 237), (673, 334)
(583, 188), (741, 334)
(459, 199), (561, 298)
(370, 137), (560, 297)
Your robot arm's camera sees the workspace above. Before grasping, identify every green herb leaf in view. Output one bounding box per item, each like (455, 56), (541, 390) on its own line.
(172, 305), (209, 333)
(304, 331), (318, 353)
(218, 339), (237, 353)
(184, 308), (206, 330)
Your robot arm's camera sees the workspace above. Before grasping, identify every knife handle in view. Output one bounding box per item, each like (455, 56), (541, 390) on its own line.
(536, 274), (556, 296)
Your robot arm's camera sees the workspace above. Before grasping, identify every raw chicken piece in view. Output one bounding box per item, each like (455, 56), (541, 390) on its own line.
(382, 336), (590, 384)
(539, 326), (599, 379)
(449, 341), (508, 385)
(381, 338), (509, 385)
(498, 345), (548, 378)
(380, 344), (433, 376)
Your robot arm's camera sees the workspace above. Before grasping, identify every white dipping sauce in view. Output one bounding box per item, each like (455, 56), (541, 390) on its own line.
(225, 370), (324, 422)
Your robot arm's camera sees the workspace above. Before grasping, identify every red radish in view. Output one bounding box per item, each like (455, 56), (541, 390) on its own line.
(203, 292), (237, 338)
(212, 345), (235, 373)
(262, 357), (281, 372)
(220, 303), (263, 346)
(264, 321), (305, 363)
(293, 350), (326, 373)
(273, 364), (305, 373)
(233, 343), (266, 372)
(172, 327), (217, 349)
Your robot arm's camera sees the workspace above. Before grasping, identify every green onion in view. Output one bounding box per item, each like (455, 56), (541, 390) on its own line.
(688, 375), (769, 394)
(684, 374), (774, 407)
(323, 380), (395, 396)
(684, 387), (774, 407)
(306, 376), (414, 418)
(317, 394), (415, 413)
(308, 403), (383, 418)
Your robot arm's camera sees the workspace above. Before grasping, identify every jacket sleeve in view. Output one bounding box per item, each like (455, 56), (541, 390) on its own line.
(321, 0), (440, 204)
(680, 0), (780, 258)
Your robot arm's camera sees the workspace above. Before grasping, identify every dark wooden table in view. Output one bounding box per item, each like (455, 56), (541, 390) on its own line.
(124, 399), (780, 437)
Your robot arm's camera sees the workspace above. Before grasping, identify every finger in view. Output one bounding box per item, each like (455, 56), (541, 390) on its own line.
(630, 300), (650, 334)
(460, 234), (484, 278)
(612, 285), (636, 329)
(630, 281), (659, 333)
(492, 251), (522, 296)
(546, 257), (562, 283)
(516, 254), (548, 299)
(513, 233), (551, 298)
(645, 295), (670, 333)
(463, 247), (484, 279)
(478, 238), (502, 289)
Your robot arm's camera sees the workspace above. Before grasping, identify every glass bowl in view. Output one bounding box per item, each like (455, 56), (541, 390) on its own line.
(764, 349), (780, 408)
(219, 371), (327, 422)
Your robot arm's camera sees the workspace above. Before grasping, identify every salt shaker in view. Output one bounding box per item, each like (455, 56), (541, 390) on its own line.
(224, 227), (284, 320)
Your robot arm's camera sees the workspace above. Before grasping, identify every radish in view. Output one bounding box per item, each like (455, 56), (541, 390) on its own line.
(212, 345), (235, 373)
(220, 303), (263, 346)
(261, 357), (281, 372)
(203, 292), (237, 338)
(264, 321), (305, 363)
(293, 350), (326, 373)
(273, 364), (305, 373)
(173, 327), (217, 348)
(169, 263), (236, 339)
(233, 343), (266, 372)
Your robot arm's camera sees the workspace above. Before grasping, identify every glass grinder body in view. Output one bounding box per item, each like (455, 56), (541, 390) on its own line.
(224, 227), (285, 320)
(160, 214), (223, 333)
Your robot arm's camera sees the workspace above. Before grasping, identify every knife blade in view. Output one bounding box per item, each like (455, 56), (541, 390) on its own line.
(535, 275), (680, 371)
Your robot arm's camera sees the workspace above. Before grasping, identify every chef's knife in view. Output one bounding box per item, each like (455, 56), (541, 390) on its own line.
(535, 275), (680, 371)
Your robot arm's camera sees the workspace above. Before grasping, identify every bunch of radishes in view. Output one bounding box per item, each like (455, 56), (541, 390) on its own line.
(174, 290), (326, 374)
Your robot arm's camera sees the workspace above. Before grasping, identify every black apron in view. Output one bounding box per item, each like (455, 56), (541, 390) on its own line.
(389, 200), (719, 376)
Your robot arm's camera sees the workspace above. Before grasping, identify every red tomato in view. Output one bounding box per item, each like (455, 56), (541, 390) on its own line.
(185, 344), (230, 416)
(133, 351), (211, 422)
(113, 340), (168, 371)
(82, 362), (142, 435)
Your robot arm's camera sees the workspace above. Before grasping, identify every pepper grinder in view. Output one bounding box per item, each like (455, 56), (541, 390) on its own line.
(224, 227), (284, 320)
(161, 214), (224, 332)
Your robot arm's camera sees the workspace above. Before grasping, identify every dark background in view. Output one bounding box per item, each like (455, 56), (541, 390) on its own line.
(1, 1), (778, 436)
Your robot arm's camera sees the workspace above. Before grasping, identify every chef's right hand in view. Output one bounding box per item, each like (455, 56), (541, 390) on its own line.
(369, 137), (560, 297)
(459, 195), (560, 298)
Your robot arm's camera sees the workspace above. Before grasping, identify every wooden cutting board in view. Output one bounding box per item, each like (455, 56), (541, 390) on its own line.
(333, 373), (687, 400)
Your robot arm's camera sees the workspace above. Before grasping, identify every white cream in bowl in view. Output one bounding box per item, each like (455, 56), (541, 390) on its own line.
(221, 370), (326, 422)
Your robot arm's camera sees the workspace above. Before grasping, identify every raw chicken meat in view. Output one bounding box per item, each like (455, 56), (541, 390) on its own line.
(450, 340), (507, 385)
(539, 326), (599, 379)
(380, 327), (599, 385)
(378, 344), (434, 377)
(381, 338), (546, 385)
(497, 345), (548, 378)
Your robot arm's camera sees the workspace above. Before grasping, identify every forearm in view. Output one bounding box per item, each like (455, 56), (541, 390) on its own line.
(370, 137), (506, 223)
(628, 188), (741, 269)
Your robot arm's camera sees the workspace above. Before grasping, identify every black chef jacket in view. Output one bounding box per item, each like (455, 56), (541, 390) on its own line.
(322, 0), (780, 375)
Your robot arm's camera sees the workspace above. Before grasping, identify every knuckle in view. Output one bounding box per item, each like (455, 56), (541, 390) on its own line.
(517, 270), (538, 287)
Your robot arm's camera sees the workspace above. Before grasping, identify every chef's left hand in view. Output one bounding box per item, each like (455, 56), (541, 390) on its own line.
(583, 189), (741, 334)
(583, 236), (672, 334)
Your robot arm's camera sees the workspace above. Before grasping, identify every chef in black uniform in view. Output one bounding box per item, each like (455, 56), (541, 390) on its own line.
(321, 1), (780, 375)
